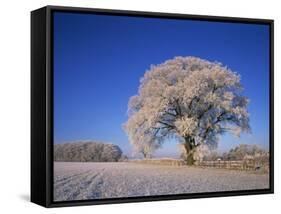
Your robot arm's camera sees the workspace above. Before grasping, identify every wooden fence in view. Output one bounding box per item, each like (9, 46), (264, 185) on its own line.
(130, 158), (186, 166)
(129, 158), (269, 172)
(195, 160), (269, 172)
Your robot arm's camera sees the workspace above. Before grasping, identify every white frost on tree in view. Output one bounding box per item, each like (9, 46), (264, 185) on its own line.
(124, 56), (250, 164)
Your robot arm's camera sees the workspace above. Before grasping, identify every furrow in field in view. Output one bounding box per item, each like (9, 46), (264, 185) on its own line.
(54, 169), (92, 184)
(54, 170), (98, 201)
(83, 169), (106, 199)
(65, 169), (105, 200)
(54, 169), (93, 189)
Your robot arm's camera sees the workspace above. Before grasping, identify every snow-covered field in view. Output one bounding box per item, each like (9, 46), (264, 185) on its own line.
(54, 162), (269, 201)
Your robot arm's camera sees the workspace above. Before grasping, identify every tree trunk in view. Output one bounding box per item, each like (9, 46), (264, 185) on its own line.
(183, 137), (195, 165)
(142, 151), (147, 159)
(141, 150), (151, 159)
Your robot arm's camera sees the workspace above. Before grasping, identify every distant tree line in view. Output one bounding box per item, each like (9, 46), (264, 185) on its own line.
(54, 141), (124, 162)
(203, 144), (269, 161)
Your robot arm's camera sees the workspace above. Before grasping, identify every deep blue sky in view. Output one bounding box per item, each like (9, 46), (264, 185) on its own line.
(53, 12), (270, 157)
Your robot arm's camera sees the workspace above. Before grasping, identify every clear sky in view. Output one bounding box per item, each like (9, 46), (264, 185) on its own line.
(53, 11), (270, 157)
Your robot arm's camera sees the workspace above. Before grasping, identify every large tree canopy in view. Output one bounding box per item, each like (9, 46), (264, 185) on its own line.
(124, 56), (250, 164)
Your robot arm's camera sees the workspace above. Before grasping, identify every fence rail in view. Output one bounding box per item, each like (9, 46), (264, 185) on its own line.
(129, 158), (269, 172)
(130, 158), (186, 166)
(196, 160), (269, 172)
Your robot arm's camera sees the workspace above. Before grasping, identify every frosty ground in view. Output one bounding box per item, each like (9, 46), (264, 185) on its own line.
(54, 162), (269, 201)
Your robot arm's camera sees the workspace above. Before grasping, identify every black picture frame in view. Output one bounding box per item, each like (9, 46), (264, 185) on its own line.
(31, 5), (274, 208)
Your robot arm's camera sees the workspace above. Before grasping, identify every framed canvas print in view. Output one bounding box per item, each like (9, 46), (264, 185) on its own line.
(31, 5), (274, 207)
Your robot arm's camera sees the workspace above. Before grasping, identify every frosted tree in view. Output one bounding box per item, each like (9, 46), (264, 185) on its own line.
(124, 57), (250, 164)
(133, 140), (158, 159)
